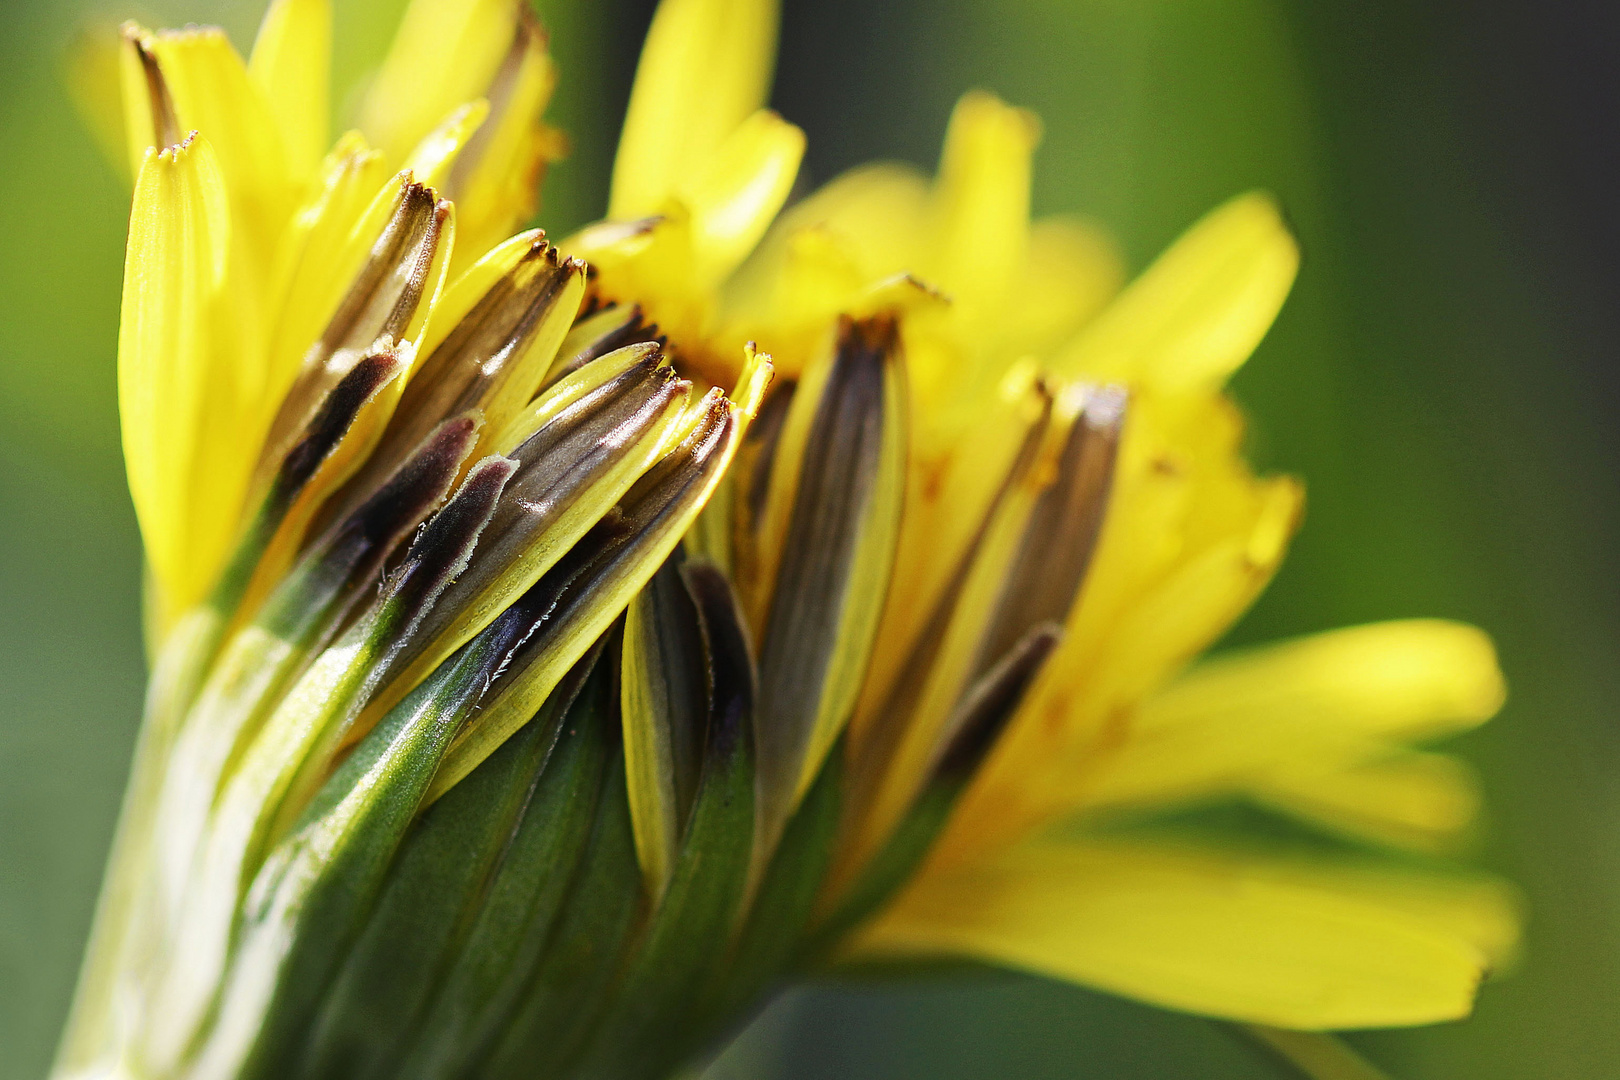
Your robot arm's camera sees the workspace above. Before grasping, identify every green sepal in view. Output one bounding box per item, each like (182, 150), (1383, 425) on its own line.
(394, 651), (619, 1080)
(292, 644), (604, 1080)
(727, 738), (844, 991)
(193, 621), (517, 1080)
(130, 455), (517, 1076)
(566, 563), (758, 1080)
(481, 752), (645, 1080)
(700, 736), (844, 1052)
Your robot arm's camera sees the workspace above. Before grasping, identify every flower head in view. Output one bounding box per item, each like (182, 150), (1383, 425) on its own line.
(57, 1), (1517, 1078)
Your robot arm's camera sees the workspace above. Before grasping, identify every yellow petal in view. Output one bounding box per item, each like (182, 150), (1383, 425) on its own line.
(1253, 749), (1483, 854)
(609, 0), (780, 220)
(119, 24), (179, 177)
(146, 26), (297, 265)
(939, 409), (1305, 861)
(751, 318), (909, 849)
(65, 22), (130, 181)
(426, 375), (769, 803)
(1084, 620), (1505, 811)
(680, 109), (805, 283)
(1054, 192), (1299, 394)
(119, 134), (237, 627)
(844, 382), (1059, 871)
(358, 0), (519, 164)
(565, 210), (716, 380)
(402, 100), (493, 193)
(255, 175), (455, 490)
(248, 0), (331, 180)
(440, 12), (560, 270)
(856, 837), (1518, 1029)
(408, 228), (555, 376)
(261, 133), (392, 438)
(1142, 619), (1506, 744)
(930, 90), (1040, 313)
(724, 163), (931, 370)
(999, 215), (1125, 357)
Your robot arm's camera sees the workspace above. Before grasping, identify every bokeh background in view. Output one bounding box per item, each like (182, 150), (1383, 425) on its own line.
(3, 1), (1618, 1077)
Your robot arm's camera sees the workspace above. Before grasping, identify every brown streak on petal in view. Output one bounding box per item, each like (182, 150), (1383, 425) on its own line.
(123, 23), (180, 149)
(258, 178), (449, 479)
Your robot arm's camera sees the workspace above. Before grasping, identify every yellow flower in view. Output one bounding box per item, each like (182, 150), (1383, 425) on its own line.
(56, 0), (1517, 1078)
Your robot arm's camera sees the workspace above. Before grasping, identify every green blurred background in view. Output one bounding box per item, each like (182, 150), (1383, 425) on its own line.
(4, 0), (1617, 1077)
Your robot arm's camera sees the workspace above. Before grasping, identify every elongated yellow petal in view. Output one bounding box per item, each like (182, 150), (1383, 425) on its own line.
(146, 26), (296, 264)
(1144, 619), (1506, 743)
(441, 11), (561, 269)
(234, 352), (413, 629)
(610, 0), (780, 220)
(753, 317), (908, 852)
(427, 378), (766, 803)
(66, 23), (130, 180)
(1253, 750), (1483, 853)
(119, 25), (180, 178)
(355, 351), (696, 747)
(1001, 215), (1125, 357)
(939, 403), (1305, 861)
(856, 837), (1518, 1029)
(248, 0), (331, 179)
(931, 90), (1039, 312)
(257, 175), (455, 484)
(622, 560), (707, 896)
(261, 133), (392, 435)
(402, 100), (493, 193)
(120, 134), (236, 628)
(358, 0), (518, 164)
(1055, 192), (1299, 393)
(1087, 620), (1503, 812)
(409, 228), (549, 367)
(682, 109), (804, 282)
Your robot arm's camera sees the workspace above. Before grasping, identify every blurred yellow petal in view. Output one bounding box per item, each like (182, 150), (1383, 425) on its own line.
(1055, 192), (1299, 394)
(857, 837), (1518, 1029)
(610, 0), (780, 220)
(1083, 619), (1503, 812)
(1146, 619), (1506, 741)
(681, 109), (805, 283)
(402, 100), (492, 192)
(1000, 215), (1126, 357)
(442, 11), (561, 269)
(119, 134), (238, 627)
(757, 162), (932, 285)
(248, 0), (331, 180)
(358, 0), (518, 164)
(1253, 749), (1484, 853)
(931, 90), (1040, 312)
(65, 23), (130, 181)
(722, 164), (930, 377)
(118, 24), (180, 176)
